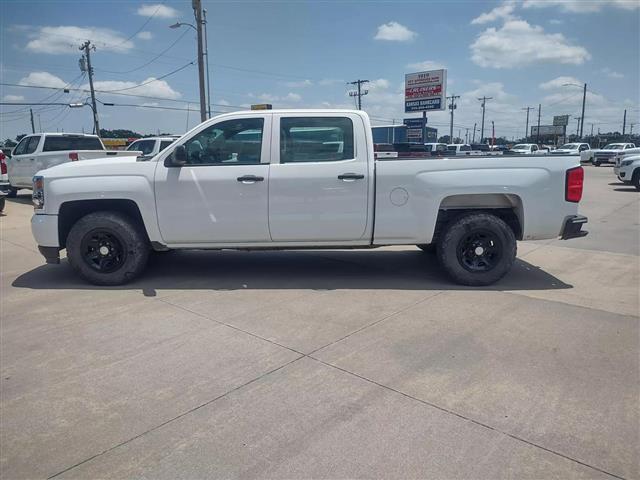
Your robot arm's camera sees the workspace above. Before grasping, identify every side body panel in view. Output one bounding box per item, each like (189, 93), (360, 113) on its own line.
(373, 156), (581, 244)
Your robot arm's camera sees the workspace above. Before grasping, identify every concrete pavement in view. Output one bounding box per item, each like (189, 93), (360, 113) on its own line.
(1, 166), (638, 479)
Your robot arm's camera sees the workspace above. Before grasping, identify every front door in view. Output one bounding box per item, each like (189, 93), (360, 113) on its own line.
(268, 114), (370, 242)
(154, 115), (272, 244)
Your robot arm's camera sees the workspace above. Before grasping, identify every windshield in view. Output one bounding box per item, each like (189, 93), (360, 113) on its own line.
(560, 144), (579, 149)
(603, 144), (624, 150)
(512, 144), (529, 149)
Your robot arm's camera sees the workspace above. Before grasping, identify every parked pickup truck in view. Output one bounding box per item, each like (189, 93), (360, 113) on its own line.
(591, 143), (636, 166)
(7, 133), (140, 196)
(30, 110), (588, 286)
(126, 136), (179, 160)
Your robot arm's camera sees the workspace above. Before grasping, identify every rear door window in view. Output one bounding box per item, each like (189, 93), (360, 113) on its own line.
(280, 117), (354, 163)
(43, 136), (103, 151)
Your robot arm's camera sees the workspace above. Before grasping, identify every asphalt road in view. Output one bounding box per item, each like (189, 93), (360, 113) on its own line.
(1, 165), (638, 479)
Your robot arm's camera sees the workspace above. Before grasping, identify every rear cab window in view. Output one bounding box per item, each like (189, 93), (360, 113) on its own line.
(127, 140), (156, 155)
(42, 136), (103, 151)
(159, 140), (174, 152)
(280, 117), (354, 163)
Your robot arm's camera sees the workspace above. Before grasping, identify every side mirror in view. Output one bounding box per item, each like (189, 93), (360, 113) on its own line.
(164, 145), (187, 167)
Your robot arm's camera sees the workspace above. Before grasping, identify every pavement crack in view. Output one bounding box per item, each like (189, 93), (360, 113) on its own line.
(308, 356), (627, 480)
(46, 355), (304, 479)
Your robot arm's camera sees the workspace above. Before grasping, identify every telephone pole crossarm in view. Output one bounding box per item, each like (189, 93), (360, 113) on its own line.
(348, 79), (370, 110)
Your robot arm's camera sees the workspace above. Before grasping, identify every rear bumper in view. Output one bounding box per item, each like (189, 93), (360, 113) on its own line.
(560, 215), (588, 240)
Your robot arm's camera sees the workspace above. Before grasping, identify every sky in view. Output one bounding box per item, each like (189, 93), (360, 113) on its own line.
(1, 0), (639, 141)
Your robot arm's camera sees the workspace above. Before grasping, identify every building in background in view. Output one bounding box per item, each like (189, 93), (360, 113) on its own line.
(372, 125), (437, 144)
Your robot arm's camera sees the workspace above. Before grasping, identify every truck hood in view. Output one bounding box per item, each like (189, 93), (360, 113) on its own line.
(37, 155), (144, 178)
(552, 148), (578, 154)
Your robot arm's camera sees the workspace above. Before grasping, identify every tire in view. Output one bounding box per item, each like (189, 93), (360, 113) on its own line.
(437, 213), (516, 286)
(593, 159), (601, 167)
(0, 196), (5, 212)
(66, 211), (150, 285)
(6, 187), (17, 198)
(632, 170), (640, 191)
(417, 244), (436, 254)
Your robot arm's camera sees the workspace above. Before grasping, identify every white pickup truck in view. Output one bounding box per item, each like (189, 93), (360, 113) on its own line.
(7, 133), (139, 196)
(591, 143), (636, 166)
(30, 110), (588, 286)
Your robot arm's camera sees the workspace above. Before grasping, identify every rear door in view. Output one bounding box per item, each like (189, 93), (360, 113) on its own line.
(268, 113), (370, 242)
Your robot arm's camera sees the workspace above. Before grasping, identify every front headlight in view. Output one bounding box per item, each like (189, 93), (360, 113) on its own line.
(32, 176), (44, 210)
(621, 160), (634, 167)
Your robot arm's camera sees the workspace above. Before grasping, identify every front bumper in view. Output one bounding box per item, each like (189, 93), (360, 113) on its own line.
(560, 215), (589, 240)
(32, 213), (59, 246)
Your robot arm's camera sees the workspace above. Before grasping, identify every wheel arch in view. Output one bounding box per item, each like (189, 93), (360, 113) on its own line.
(58, 199), (148, 248)
(434, 193), (524, 242)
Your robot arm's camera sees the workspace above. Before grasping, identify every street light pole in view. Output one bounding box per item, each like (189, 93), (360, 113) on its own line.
(203, 8), (211, 119)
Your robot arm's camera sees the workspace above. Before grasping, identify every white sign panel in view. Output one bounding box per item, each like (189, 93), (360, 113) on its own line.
(405, 69), (447, 113)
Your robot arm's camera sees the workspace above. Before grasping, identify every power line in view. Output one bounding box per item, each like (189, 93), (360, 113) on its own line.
(97, 61), (195, 93)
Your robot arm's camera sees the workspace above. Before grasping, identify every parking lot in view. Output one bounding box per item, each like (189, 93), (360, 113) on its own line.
(0, 165), (638, 479)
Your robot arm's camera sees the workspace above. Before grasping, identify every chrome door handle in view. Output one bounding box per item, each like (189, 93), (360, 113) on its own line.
(338, 173), (364, 181)
(237, 175), (264, 183)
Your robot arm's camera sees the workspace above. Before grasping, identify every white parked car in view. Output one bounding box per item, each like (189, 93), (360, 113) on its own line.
(31, 109), (588, 287)
(7, 133), (140, 196)
(509, 144), (547, 155)
(126, 136), (179, 160)
(614, 151), (640, 189)
(446, 144), (473, 155)
(551, 143), (591, 156)
(591, 143), (636, 166)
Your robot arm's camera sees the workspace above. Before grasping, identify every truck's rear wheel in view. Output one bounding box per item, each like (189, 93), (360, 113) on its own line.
(416, 244), (436, 254)
(633, 170), (640, 191)
(66, 211), (150, 285)
(6, 187), (17, 198)
(437, 213), (516, 286)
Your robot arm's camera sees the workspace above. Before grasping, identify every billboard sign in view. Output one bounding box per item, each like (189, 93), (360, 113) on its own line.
(403, 118), (427, 128)
(532, 125), (565, 136)
(553, 115), (569, 127)
(405, 69), (447, 113)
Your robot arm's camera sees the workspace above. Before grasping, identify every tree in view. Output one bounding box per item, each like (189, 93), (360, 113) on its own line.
(3, 139), (17, 147)
(16, 134), (26, 142)
(99, 129), (141, 139)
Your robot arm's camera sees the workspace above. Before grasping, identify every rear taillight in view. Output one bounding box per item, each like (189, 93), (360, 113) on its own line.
(69, 152), (79, 161)
(565, 166), (584, 203)
(0, 152), (6, 175)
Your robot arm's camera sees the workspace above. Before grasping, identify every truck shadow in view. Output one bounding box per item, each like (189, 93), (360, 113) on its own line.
(12, 249), (572, 296)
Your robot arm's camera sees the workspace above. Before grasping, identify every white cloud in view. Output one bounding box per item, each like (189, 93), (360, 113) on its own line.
(523, 0), (640, 13)
(281, 79), (313, 88)
(602, 67), (624, 78)
(318, 78), (342, 86)
(137, 31), (153, 40)
(471, 1), (516, 24)
(548, 19), (564, 25)
(89, 78), (182, 100)
(26, 26), (134, 54)
(19, 71), (67, 88)
(374, 22), (417, 42)
(3, 94), (25, 102)
(369, 78), (390, 90)
(406, 60), (446, 71)
(539, 76), (583, 90)
(285, 92), (302, 102)
(137, 4), (180, 18)
(470, 19), (591, 68)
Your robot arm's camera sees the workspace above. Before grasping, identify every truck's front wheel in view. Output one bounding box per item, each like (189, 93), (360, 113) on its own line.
(66, 211), (150, 285)
(437, 213), (516, 286)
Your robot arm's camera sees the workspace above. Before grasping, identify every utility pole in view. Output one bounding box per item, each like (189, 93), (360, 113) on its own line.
(590, 123), (594, 136)
(29, 108), (35, 134)
(192, 0), (207, 122)
(447, 94), (460, 142)
(579, 83), (586, 138)
(535, 103), (541, 144)
(348, 79), (369, 110)
(472, 122), (477, 143)
(522, 106), (533, 140)
(491, 120), (495, 146)
(465, 128), (469, 144)
(203, 8), (211, 118)
(79, 40), (100, 136)
(630, 123), (635, 135)
(478, 96), (492, 143)
(574, 116), (581, 136)
(622, 109), (627, 136)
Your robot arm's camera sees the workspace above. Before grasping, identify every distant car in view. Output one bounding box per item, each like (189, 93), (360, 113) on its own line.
(7, 133), (140, 196)
(614, 153), (640, 189)
(591, 143), (636, 166)
(446, 144), (473, 155)
(424, 143), (448, 156)
(126, 136), (179, 160)
(509, 143), (547, 155)
(551, 143), (590, 156)
(490, 145), (510, 153)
